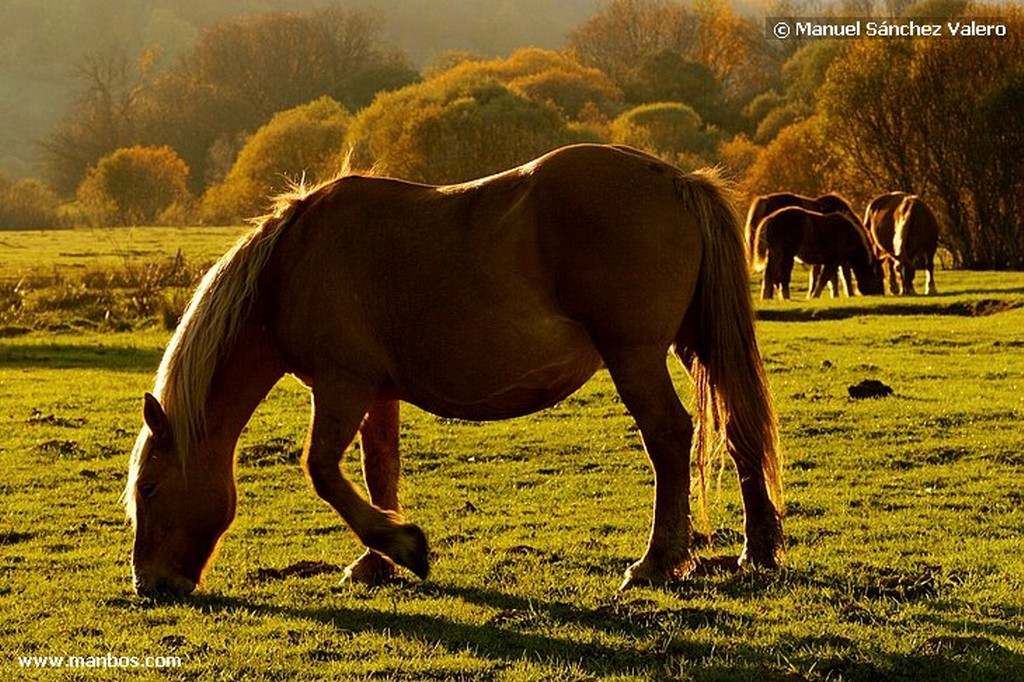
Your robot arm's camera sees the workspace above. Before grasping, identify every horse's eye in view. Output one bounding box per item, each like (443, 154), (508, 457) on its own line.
(137, 482), (158, 500)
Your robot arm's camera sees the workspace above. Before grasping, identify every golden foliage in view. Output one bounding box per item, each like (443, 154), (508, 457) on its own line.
(200, 97), (351, 224)
(76, 146), (191, 226)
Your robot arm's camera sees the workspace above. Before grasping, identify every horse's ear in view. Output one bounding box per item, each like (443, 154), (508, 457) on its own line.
(143, 393), (171, 444)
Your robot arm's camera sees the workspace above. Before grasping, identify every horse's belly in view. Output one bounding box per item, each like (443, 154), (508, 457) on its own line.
(395, 318), (603, 421)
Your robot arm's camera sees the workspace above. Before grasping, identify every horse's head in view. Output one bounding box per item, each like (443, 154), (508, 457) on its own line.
(857, 256), (886, 295)
(125, 393), (236, 597)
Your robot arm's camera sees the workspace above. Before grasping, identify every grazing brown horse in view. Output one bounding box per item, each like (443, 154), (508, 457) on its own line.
(123, 144), (783, 597)
(863, 191), (907, 294)
(891, 196), (939, 295)
(745, 192), (860, 295)
(755, 206), (884, 300)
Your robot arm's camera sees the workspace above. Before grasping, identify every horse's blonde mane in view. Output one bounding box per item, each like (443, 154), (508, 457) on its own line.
(124, 175), (356, 518)
(147, 185), (316, 463)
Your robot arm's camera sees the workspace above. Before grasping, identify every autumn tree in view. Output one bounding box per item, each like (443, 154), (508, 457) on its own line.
(45, 7), (413, 197)
(744, 40), (842, 142)
(568, 0), (780, 132)
(138, 8), (414, 192)
(818, 6), (1024, 267)
(76, 146), (191, 226)
(741, 117), (840, 201)
(567, 0), (699, 86)
(201, 97), (351, 224)
(440, 48), (624, 122)
(41, 49), (151, 196)
(624, 51), (724, 125)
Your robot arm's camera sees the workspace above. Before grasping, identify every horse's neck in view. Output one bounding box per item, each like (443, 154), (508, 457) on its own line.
(202, 316), (286, 455)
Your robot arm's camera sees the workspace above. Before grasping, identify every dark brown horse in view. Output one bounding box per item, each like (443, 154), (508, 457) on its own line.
(755, 206), (884, 300)
(745, 192), (860, 295)
(123, 144), (784, 596)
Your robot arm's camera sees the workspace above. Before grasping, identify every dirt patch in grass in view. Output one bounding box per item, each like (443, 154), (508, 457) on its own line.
(758, 297), (1024, 322)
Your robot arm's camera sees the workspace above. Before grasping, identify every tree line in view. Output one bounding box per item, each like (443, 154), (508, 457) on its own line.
(2, 0), (1022, 269)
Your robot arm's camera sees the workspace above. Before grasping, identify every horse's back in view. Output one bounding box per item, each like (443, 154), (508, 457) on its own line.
(761, 207), (866, 265)
(759, 206), (811, 256)
(266, 144), (708, 419)
(893, 196), (938, 262)
(865, 191), (908, 253)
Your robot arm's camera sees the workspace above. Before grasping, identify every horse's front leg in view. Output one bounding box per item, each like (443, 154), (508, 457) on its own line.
(344, 398), (405, 585)
(780, 257), (795, 300)
(807, 265), (822, 299)
(924, 260), (938, 295)
(809, 264), (835, 299)
(304, 382), (428, 581)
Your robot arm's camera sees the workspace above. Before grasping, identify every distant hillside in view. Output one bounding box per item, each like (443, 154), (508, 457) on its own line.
(0, 0), (602, 179)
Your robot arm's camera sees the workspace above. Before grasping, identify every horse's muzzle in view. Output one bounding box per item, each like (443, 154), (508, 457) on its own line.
(133, 571), (197, 598)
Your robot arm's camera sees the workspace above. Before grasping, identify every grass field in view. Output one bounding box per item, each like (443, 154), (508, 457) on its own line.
(1, 228), (1023, 680)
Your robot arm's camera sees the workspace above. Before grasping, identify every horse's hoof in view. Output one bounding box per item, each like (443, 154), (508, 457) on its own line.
(386, 523), (430, 580)
(343, 550), (396, 586)
(619, 556), (698, 590)
(738, 543), (783, 571)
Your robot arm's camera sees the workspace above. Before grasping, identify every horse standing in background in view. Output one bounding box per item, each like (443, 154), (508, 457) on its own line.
(864, 192), (939, 295)
(745, 192), (861, 296)
(892, 196), (940, 295)
(863, 191), (907, 294)
(123, 144), (784, 597)
(755, 206), (884, 300)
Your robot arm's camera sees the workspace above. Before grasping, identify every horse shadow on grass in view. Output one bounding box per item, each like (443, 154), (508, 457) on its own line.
(183, 583), (753, 678)
(171, 566), (1024, 680)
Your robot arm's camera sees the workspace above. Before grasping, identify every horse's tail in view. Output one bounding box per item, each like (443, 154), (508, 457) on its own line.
(751, 216), (770, 273)
(743, 201), (760, 269)
(673, 171), (783, 530)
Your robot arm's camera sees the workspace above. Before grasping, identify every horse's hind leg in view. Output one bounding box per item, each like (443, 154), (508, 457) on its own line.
(924, 257), (937, 295)
(809, 264), (836, 299)
(603, 348), (697, 589)
(761, 271), (774, 300)
(344, 398), (405, 585)
(885, 259), (899, 295)
(730, 448), (784, 571)
(779, 257), (795, 300)
(304, 382), (428, 581)
(900, 264), (918, 295)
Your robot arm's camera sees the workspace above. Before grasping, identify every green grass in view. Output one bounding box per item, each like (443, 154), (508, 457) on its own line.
(1, 231), (1023, 680)
(0, 226), (246, 278)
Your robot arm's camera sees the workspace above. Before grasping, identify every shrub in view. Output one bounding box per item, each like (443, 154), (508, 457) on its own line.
(201, 97), (351, 224)
(0, 175), (61, 230)
(610, 102), (717, 166)
(76, 146), (192, 226)
(347, 70), (596, 184)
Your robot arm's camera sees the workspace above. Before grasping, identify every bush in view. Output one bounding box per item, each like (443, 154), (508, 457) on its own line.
(610, 102), (717, 167)
(0, 175), (61, 230)
(201, 97), (351, 224)
(76, 146), (192, 226)
(347, 68), (597, 184)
